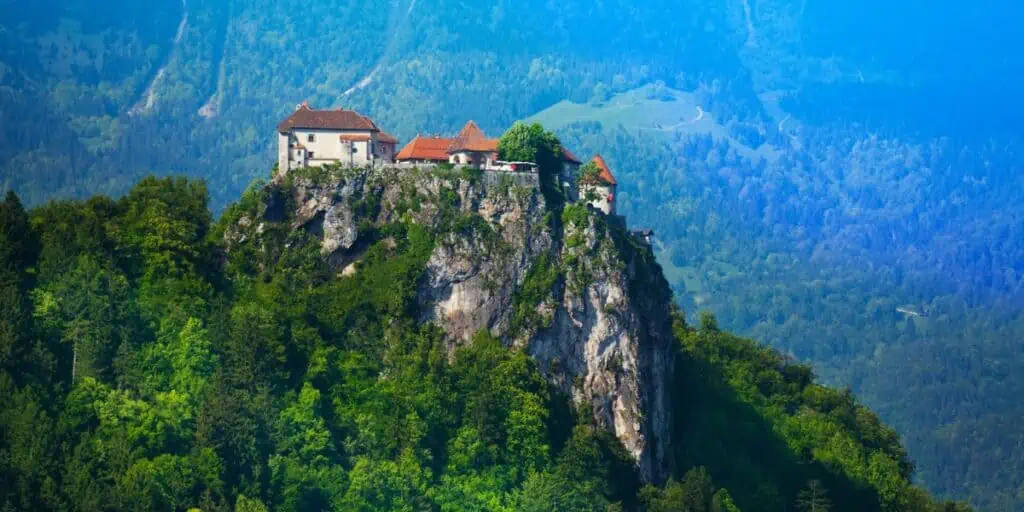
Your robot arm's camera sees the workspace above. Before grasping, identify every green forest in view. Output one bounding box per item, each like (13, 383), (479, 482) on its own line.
(0, 154), (971, 510)
(1, 0), (1023, 509)
(552, 120), (1024, 510)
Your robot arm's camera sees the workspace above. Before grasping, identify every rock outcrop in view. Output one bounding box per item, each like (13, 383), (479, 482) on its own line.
(232, 165), (675, 482)
(529, 207), (675, 482)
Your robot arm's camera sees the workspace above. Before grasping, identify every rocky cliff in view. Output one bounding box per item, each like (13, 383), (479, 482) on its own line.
(227, 165), (675, 482)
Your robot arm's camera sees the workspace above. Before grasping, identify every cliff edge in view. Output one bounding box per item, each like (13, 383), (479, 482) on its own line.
(225, 165), (675, 482)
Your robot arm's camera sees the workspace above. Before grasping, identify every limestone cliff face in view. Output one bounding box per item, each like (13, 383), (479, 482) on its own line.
(528, 210), (675, 483)
(236, 166), (674, 482)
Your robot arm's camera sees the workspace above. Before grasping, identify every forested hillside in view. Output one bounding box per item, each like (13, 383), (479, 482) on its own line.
(1, 0), (1022, 508)
(0, 163), (970, 510)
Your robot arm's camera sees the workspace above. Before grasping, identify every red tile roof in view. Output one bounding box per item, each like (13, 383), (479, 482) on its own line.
(277, 104), (380, 132)
(378, 132), (399, 144)
(448, 121), (499, 153)
(589, 155), (617, 186)
(396, 136), (454, 162)
(561, 147), (583, 164)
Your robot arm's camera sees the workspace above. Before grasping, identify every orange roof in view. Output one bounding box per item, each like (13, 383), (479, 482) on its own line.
(562, 147), (583, 164)
(588, 155), (617, 185)
(449, 121), (499, 153)
(278, 103), (381, 132)
(378, 132), (399, 144)
(396, 136), (454, 162)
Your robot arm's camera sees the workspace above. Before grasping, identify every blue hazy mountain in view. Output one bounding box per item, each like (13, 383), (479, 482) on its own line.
(1, 0), (1022, 509)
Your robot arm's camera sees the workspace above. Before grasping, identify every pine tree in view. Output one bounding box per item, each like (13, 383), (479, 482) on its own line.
(0, 190), (39, 276)
(0, 190), (39, 374)
(796, 480), (832, 512)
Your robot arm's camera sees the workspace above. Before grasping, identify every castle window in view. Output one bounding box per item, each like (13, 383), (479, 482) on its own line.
(307, 134), (315, 143)
(308, 151), (315, 159)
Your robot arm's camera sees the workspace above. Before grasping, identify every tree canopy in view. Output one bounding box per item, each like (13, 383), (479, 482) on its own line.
(0, 174), (969, 511)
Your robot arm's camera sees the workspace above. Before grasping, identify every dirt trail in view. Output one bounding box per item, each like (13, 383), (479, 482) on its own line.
(198, 58), (225, 119)
(740, 0), (757, 48)
(342, 0), (416, 98)
(342, 65), (381, 97)
(130, 0), (188, 116)
(199, 1), (233, 118)
(692, 106), (706, 123)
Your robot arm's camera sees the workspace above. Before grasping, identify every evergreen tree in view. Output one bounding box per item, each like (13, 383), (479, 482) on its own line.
(0, 191), (39, 374)
(796, 480), (832, 512)
(0, 191), (38, 275)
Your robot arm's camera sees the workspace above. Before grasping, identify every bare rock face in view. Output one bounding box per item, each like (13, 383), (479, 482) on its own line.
(418, 178), (553, 342)
(246, 166), (674, 482)
(527, 213), (675, 483)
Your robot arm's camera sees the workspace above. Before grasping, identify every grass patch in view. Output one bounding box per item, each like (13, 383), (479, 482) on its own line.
(562, 203), (590, 228)
(511, 253), (562, 334)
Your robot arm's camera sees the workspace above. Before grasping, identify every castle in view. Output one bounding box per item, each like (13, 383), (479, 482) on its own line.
(277, 103), (619, 215)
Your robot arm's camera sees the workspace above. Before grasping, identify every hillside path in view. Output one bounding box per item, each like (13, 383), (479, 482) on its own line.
(130, 0), (188, 115)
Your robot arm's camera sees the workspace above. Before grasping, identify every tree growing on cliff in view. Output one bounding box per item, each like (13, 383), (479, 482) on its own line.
(498, 122), (563, 207)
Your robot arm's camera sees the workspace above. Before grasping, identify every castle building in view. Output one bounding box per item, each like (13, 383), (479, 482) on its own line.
(396, 121), (520, 170)
(579, 155), (618, 215)
(446, 121), (500, 167)
(277, 103), (398, 172)
(275, 107), (611, 215)
(560, 148), (583, 200)
(394, 135), (455, 164)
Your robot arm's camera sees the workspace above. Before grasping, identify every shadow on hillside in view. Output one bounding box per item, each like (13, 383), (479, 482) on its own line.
(671, 346), (883, 511)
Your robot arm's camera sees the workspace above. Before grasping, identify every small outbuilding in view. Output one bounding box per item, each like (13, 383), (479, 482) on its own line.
(579, 155), (618, 215)
(631, 229), (655, 246)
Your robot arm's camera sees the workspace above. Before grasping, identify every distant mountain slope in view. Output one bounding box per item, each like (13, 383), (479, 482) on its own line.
(547, 111), (1024, 511)
(527, 84), (783, 163)
(1, 1), (1023, 509)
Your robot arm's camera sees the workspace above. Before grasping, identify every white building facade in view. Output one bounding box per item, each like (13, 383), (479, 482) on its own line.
(580, 155), (618, 215)
(277, 103), (397, 173)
